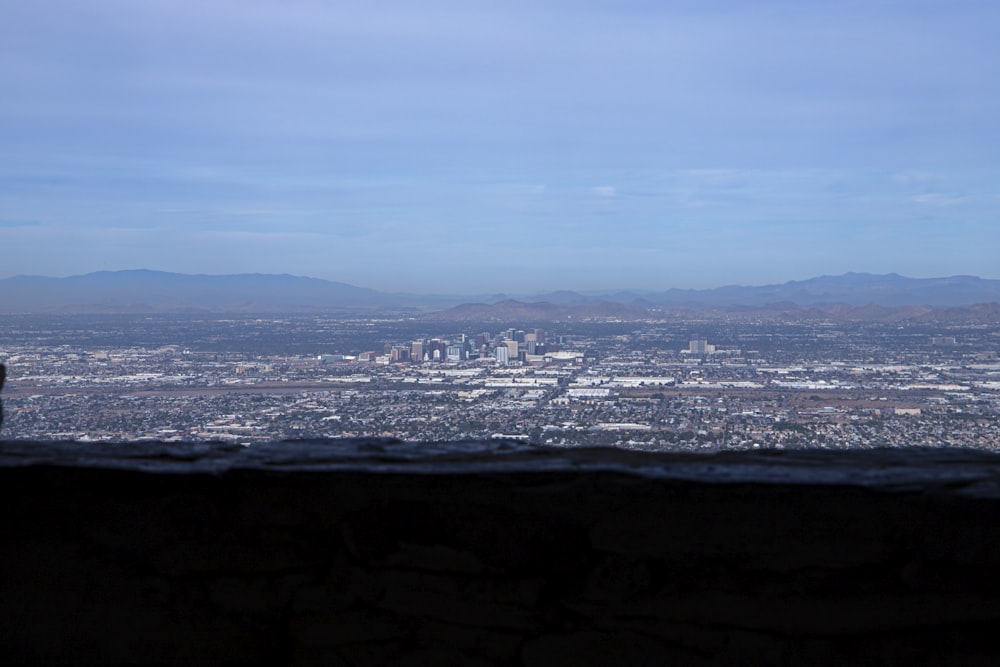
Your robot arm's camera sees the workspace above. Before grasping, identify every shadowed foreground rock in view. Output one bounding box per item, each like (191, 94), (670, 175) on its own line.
(0, 362), (5, 431)
(3, 439), (1000, 665)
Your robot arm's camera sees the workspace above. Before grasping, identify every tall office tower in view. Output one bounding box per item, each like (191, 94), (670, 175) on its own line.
(535, 329), (546, 344)
(446, 344), (465, 362)
(689, 338), (715, 354)
(411, 341), (424, 362)
(526, 341), (537, 355)
(428, 339), (448, 362)
(504, 340), (518, 358)
(505, 328), (516, 340)
(515, 330), (526, 342)
(495, 346), (510, 365)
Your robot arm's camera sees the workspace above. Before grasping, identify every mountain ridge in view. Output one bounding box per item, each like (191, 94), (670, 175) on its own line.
(3, 270), (1000, 316)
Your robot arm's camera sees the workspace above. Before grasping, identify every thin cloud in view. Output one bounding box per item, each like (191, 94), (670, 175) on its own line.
(2, 1), (998, 289)
(0, 219), (41, 227)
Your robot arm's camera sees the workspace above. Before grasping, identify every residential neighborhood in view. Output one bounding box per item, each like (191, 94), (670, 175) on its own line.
(2, 314), (999, 451)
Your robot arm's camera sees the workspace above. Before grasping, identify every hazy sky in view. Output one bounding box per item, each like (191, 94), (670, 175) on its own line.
(2, 0), (998, 292)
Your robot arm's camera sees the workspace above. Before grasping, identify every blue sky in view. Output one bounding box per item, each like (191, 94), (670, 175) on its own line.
(2, 0), (998, 292)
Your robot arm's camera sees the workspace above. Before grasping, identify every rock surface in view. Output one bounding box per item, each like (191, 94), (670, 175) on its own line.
(3, 439), (1000, 665)
(0, 362), (5, 431)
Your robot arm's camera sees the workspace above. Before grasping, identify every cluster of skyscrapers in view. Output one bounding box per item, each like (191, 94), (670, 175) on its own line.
(373, 329), (555, 366)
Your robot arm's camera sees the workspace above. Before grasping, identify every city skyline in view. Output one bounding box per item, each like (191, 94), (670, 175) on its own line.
(3, 1), (999, 292)
(4, 313), (999, 449)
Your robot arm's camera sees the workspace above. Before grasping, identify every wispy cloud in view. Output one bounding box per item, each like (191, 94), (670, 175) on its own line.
(2, 1), (998, 288)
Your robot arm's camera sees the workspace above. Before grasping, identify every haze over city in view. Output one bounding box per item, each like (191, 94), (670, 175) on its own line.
(3, 0), (998, 292)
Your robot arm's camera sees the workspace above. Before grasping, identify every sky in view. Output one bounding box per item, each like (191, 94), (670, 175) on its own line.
(2, 0), (998, 293)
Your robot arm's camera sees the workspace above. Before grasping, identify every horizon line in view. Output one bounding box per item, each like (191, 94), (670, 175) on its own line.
(2, 268), (997, 296)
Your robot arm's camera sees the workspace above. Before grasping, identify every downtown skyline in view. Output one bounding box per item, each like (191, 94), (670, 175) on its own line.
(2, 0), (999, 292)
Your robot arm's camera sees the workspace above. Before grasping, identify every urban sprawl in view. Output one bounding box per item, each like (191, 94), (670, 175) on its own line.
(2, 314), (999, 450)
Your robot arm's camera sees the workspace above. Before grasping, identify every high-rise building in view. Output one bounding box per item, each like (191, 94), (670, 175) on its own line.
(495, 346), (510, 365)
(689, 338), (715, 354)
(411, 340), (424, 362)
(428, 339), (448, 362)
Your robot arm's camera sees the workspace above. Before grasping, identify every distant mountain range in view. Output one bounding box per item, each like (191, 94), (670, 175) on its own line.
(0, 270), (425, 314)
(2, 270), (1000, 319)
(529, 273), (1000, 309)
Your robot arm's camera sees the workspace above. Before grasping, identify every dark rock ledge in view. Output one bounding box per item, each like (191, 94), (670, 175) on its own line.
(3, 439), (1000, 666)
